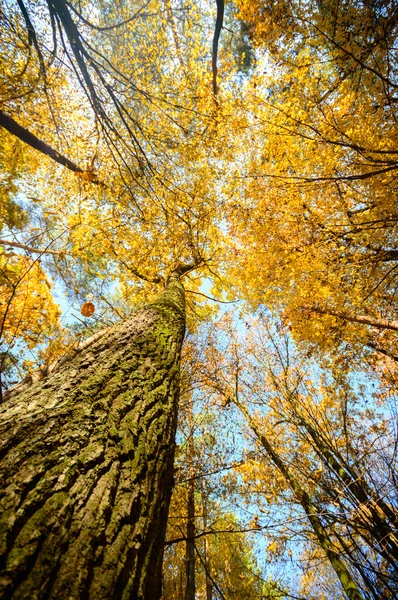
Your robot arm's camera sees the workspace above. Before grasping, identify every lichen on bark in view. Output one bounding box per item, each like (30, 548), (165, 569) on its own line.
(0, 278), (186, 600)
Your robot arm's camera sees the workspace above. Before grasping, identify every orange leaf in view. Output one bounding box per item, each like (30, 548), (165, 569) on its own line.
(80, 301), (95, 317)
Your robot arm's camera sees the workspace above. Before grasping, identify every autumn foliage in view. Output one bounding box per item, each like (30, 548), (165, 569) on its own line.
(1, 0), (398, 597)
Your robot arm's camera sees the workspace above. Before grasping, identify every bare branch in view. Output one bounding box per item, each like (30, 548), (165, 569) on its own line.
(0, 239), (65, 256)
(0, 110), (100, 182)
(305, 305), (398, 332)
(186, 289), (239, 304)
(212, 0), (224, 95)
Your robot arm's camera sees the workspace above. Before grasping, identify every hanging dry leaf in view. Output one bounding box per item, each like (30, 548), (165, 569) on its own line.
(80, 301), (95, 317)
(76, 170), (97, 182)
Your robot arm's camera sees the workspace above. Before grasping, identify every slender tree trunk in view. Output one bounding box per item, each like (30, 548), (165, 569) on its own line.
(298, 417), (398, 566)
(0, 276), (186, 600)
(0, 239), (64, 256)
(201, 480), (212, 600)
(185, 478), (195, 600)
(185, 407), (195, 600)
(236, 403), (365, 600)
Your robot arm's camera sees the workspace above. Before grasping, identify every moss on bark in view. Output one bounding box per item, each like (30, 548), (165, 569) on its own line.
(0, 279), (186, 600)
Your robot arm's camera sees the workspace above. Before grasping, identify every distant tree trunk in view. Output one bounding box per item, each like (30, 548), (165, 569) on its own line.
(237, 403), (365, 600)
(0, 275), (186, 600)
(185, 477), (196, 600)
(201, 480), (212, 600)
(185, 408), (195, 600)
(298, 417), (398, 566)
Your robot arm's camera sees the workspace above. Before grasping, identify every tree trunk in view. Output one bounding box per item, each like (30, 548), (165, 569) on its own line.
(236, 403), (365, 600)
(0, 276), (186, 600)
(185, 408), (195, 600)
(185, 477), (195, 600)
(298, 417), (398, 566)
(201, 480), (212, 600)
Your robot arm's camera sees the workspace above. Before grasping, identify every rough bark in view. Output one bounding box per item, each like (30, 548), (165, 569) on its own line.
(0, 277), (186, 600)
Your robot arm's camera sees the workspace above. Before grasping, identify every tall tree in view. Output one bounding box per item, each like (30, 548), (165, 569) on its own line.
(0, 267), (187, 599)
(2, 0), (398, 596)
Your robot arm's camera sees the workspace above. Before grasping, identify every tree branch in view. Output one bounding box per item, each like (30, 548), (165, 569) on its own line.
(212, 0), (224, 94)
(305, 305), (398, 332)
(64, 0), (152, 32)
(366, 342), (398, 363)
(0, 239), (65, 256)
(185, 289), (239, 304)
(165, 526), (264, 546)
(118, 259), (163, 284)
(0, 110), (99, 182)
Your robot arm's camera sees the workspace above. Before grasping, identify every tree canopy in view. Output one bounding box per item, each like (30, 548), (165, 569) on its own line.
(1, 0), (398, 597)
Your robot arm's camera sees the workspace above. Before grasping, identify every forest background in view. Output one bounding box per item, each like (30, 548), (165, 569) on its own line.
(1, 0), (398, 598)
